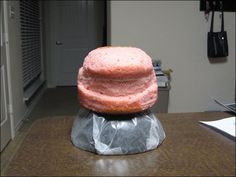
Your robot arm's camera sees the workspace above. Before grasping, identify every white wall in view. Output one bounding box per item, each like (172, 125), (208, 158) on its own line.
(109, 1), (235, 113)
(3, 1), (26, 135)
(3, 1), (45, 136)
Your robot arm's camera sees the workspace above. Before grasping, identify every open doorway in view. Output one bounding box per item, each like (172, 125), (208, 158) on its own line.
(0, 0), (107, 166)
(43, 1), (107, 87)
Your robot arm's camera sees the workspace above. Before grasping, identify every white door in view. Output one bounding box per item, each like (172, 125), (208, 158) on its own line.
(53, 1), (105, 86)
(1, 1), (11, 152)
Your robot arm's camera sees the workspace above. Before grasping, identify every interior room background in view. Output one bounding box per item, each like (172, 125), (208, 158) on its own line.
(2, 0), (235, 137)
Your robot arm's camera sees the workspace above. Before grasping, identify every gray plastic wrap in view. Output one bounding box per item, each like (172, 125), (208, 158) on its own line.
(71, 108), (165, 155)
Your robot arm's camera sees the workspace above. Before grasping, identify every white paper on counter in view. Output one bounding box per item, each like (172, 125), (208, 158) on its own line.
(199, 117), (236, 137)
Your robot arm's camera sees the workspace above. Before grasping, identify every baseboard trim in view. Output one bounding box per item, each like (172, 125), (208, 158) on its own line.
(13, 84), (47, 138)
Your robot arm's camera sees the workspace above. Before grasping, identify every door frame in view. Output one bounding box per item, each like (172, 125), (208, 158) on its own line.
(1, 0), (15, 151)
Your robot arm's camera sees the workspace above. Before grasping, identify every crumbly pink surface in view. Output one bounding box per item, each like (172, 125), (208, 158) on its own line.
(78, 46), (158, 114)
(83, 47), (153, 78)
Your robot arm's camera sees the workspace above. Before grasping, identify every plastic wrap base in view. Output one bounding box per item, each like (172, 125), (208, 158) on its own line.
(71, 108), (165, 155)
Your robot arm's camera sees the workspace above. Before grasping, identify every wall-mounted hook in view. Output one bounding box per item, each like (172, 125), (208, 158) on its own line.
(220, 1), (223, 10)
(219, 1), (223, 18)
(200, 0), (236, 12)
(206, 1), (210, 12)
(204, 1), (210, 21)
(212, 1), (215, 7)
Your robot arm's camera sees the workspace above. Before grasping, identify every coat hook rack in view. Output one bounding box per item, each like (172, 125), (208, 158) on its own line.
(200, 0), (236, 12)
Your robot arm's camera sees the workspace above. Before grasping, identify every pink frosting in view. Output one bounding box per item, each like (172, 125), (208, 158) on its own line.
(83, 47), (153, 78)
(78, 46), (158, 114)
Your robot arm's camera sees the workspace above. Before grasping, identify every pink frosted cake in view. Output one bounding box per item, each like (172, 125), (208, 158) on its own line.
(77, 46), (158, 114)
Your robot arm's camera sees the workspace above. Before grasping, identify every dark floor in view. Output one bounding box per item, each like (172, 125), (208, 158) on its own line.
(29, 87), (79, 119)
(1, 87), (79, 175)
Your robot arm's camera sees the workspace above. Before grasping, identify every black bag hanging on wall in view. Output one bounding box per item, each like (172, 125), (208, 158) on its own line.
(207, 6), (228, 58)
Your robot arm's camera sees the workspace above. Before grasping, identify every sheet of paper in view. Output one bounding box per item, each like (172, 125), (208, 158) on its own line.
(199, 117), (236, 137)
